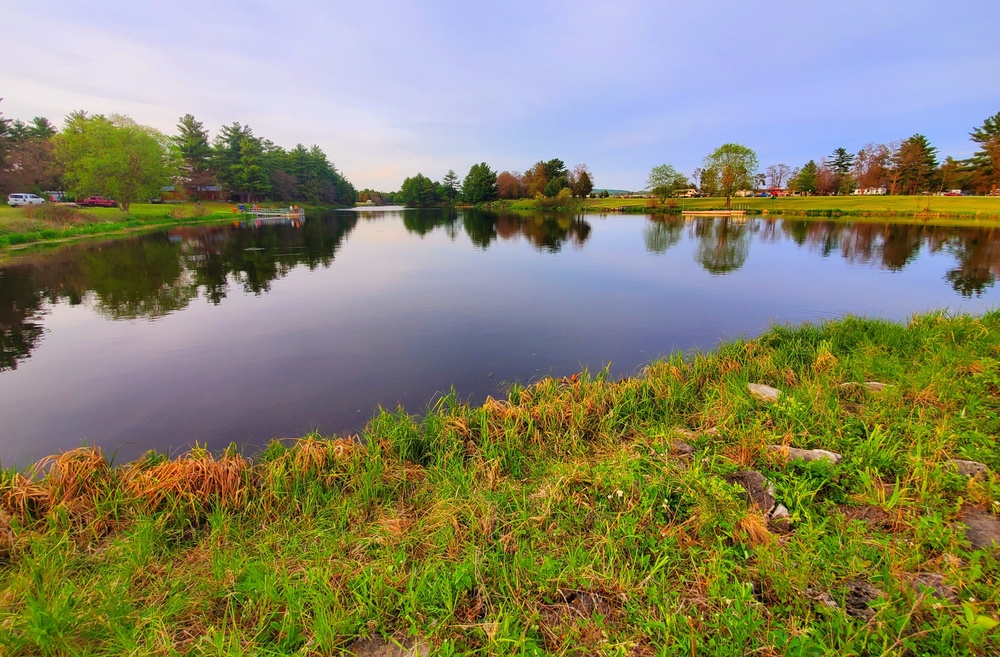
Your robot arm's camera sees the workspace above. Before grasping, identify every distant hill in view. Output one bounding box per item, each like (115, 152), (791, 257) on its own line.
(593, 189), (633, 195)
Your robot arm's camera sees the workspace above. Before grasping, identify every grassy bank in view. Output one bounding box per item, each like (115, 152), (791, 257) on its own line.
(0, 201), (347, 253)
(500, 195), (1000, 222)
(2, 313), (999, 655)
(0, 202), (242, 251)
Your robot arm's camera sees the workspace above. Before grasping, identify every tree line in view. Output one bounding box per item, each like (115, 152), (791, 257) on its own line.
(0, 101), (357, 211)
(359, 159), (596, 208)
(647, 111), (1000, 206)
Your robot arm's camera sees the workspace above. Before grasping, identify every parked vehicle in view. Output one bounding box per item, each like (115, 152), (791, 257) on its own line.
(8, 193), (46, 207)
(77, 196), (118, 208)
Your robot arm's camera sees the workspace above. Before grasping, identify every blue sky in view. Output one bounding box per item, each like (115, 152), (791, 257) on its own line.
(3, 0), (998, 191)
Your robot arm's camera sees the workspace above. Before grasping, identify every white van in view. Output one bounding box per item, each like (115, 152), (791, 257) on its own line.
(8, 193), (46, 207)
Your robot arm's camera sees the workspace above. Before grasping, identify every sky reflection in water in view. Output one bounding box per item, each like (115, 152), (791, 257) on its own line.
(1, 210), (998, 467)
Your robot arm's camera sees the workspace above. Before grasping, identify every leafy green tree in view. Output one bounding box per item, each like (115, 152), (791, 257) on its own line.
(702, 143), (759, 208)
(542, 176), (568, 197)
(54, 114), (177, 212)
(399, 173), (440, 207)
(442, 169), (459, 202)
(462, 162), (498, 204)
(172, 114), (214, 198)
(695, 167), (719, 196)
(969, 111), (1000, 195)
(646, 164), (688, 202)
(795, 160), (818, 194)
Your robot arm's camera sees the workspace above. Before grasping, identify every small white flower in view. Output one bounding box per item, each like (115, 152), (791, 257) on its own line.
(616, 489), (624, 498)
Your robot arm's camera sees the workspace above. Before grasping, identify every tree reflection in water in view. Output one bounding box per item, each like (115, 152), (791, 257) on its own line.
(2, 214), (1000, 371)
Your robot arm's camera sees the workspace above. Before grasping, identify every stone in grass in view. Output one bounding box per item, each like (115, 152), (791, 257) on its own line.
(768, 503), (792, 533)
(949, 459), (990, 478)
(844, 579), (884, 620)
(670, 440), (695, 456)
(963, 511), (1000, 551)
(769, 445), (843, 465)
(350, 636), (431, 657)
(806, 588), (839, 609)
(748, 383), (781, 403)
(910, 573), (959, 603)
(725, 470), (776, 513)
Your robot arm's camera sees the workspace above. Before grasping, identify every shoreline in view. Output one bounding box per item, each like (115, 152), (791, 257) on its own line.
(0, 201), (351, 256)
(2, 312), (998, 654)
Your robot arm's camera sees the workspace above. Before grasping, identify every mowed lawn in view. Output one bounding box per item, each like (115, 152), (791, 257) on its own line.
(0, 202), (241, 248)
(583, 195), (1000, 216)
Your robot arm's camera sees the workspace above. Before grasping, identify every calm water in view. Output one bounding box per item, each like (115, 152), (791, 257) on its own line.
(2, 209), (999, 467)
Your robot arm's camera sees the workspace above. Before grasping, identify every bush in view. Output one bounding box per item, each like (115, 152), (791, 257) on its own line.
(23, 204), (90, 225)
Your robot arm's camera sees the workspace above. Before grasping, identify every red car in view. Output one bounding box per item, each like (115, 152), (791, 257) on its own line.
(77, 196), (118, 208)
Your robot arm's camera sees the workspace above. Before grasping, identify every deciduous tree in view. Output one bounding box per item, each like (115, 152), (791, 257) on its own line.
(765, 164), (791, 189)
(569, 164), (594, 198)
(702, 143), (759, 209)
(646, 164), (688, 202)
(496, 171), (525, 199)
(54, 114), (177, 212)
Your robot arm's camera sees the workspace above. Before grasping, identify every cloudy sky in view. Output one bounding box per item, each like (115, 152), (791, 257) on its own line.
(3, 0), (998, 191)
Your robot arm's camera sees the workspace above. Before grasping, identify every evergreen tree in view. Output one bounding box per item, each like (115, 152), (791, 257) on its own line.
(27, 117), (56, 140)
(399, 173), (440, 207)
(173, 114), (214, 197)
(442, 169), (459, 202)
(232, 136), (270, 201)
(894, 134), (938, 194)
(462, 162), (498, 204)
(830, 147), (856, 194)
(796, 160), (818, 194)
(212, 122), (254, 194)
(969, 111), (1000, 194)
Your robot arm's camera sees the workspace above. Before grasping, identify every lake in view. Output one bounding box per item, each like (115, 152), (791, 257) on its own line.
(2, 209), (998, 468)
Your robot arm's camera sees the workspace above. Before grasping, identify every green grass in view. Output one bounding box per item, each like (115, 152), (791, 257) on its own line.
(574, 195), (1000, 220)
(0, 202), (251, 253)
(1, 313), (999, 655)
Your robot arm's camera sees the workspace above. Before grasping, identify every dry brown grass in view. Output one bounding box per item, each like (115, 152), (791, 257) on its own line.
(33, 447), (112, 510)
(121, 448), (250, 513)
(735, 511), (773, 546)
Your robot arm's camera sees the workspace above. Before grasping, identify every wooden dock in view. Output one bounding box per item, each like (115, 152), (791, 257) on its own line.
(680, 210), (746, 216)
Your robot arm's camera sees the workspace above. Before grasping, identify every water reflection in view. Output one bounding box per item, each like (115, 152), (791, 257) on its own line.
(0, 266), (47, 370)
(3, 211), (1000, 466)
(4, 214), (1000, 375)
(643, 216), (1000, 295)
(694, 217), (751, 275)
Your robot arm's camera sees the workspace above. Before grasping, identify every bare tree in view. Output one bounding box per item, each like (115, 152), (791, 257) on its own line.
(765, 164), (791, 189)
